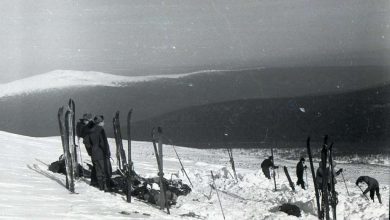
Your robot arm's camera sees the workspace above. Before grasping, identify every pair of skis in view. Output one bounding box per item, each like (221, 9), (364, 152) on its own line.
(112, 110), (133, 203)
(57, 99), (78, 193)
(306, 136), (337, 220)
(151, 127), (170, 214)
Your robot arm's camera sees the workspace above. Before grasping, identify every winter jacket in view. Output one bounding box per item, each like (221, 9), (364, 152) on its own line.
(316, 166), (340, 187)
(261, 158), (277, 169)
(77, 121), (95, 156)
(76, 120), (94, 139)
(88, 125), (111, 161)
(356, 176), (379, 193)
(296, 161), (306, 178)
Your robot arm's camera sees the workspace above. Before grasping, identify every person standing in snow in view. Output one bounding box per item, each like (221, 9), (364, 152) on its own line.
(296, 157), (307, 189)
(88, 115), (113, 191)
(261, 156), (278, 179)
(76, 113), (98, 186)
(356, 176), (382, 204)
(316, 161), (343, 190)
(76, 113), (94, 155)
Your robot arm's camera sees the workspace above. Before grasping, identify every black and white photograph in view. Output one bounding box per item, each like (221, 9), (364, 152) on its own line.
(0, 0), (389, 219)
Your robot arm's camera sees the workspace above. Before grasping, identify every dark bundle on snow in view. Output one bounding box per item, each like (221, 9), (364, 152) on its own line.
(279, 203), (301, 217)
(112, 175), (191, 206)
(48, 155), (86, 177)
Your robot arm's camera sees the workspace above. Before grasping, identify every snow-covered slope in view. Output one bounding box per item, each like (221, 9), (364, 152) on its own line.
(0, 69), (227, 98)
(0, 130), (388, 219)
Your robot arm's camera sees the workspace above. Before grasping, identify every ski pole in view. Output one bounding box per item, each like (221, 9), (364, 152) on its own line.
(211, 171), (225, 220)
(305, 169), (308, 188)
(340, 172), (350, 196)
(357, 185), (370, 201)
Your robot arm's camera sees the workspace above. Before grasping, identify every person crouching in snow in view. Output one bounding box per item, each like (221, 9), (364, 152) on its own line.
(261, 156), (278, 179)
(356, 176), (382, 204)
(88, 115), (113, 191)
(296, 157), (307, 189)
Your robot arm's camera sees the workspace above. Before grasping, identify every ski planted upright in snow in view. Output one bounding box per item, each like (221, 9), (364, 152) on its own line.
(126, 109), (133, 203)
(320, 135), (330, 220)
(151, 127), (170, 214)
(64, 107), (75, 193)
(68, 99), (79, 178)
(57, 106), (69, 189)
(306, 137), (321, 219)
(283, 166), (295, 191)
(112, 111), (127, 173)
(271, 148), (277, 191)
(328, 143), (338, 220)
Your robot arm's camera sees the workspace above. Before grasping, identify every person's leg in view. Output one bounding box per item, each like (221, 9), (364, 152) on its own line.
(94, 160), (106, 191)
(375, 187), (382, 204)
(262, 168), (270, 179)
(90, 165), (98, 186)
(297, 178), (305, 189)
(103, 158), (112, 190)
(369, 189), (375, 202)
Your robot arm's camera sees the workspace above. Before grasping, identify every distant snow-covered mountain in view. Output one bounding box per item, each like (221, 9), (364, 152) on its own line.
(0, 69), (229, 98)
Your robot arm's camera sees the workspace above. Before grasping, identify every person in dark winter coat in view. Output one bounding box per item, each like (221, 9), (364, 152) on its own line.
(356, 176), (382, 204)
(76, 113), (97, 186)
(296, 157), (307, 189)
(76, 113), (94, 155)
(316, 161), (343, 190)
(261, 156), (278, 179)
(88, 115), (112, 191)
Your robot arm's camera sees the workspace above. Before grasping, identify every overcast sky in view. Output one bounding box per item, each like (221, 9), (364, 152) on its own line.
(0, 0), (389, 83)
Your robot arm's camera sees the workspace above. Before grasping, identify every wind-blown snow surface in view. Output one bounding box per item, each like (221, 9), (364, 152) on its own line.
(0, 131), (388, 219)
(0, 69), (231, 99)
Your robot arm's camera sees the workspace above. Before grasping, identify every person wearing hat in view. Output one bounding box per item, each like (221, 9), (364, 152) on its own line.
(88, 115), (113, 191)
(356, 176), (382, 204)
(76, 113), (93, 141)
(76, 113), (95, 154)
(261, 156), (278, 179)
(296, 157), (307, 189)
(76, 113), (98, 186)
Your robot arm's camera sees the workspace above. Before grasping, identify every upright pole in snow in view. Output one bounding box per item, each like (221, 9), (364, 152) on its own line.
(341, 172), (350, 196)
(305, 169), (309, 188)
(227, 147), (238, 181)
(172, 145), (193, 187)
(126, 109), (133, 203)
(211, 171), (225, 220)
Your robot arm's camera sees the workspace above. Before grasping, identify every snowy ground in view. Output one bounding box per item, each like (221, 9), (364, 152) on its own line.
(0, 131), (388, 219)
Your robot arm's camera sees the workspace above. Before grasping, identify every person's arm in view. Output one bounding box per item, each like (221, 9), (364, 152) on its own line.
(363, 187), (370, 195)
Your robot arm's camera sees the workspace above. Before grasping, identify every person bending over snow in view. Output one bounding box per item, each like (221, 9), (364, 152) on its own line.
(356, 176), (382, 204)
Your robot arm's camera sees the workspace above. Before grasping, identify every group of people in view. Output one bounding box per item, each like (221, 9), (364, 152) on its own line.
(261, 156), (382, 204)
(76, 113), (113, 192)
